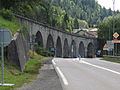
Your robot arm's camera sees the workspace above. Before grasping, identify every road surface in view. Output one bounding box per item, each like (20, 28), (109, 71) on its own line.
(52, 58), (120, 90)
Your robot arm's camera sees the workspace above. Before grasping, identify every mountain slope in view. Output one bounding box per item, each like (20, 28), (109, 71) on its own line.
(49, 0), (114, 25)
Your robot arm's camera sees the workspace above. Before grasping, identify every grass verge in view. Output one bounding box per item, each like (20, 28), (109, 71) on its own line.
(0, 16), (20, 35)
(101, 58), (120, 63)
(0, 51), (44, 90)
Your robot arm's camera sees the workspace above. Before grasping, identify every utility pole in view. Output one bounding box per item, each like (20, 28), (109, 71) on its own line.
(112, 0), (115, 56)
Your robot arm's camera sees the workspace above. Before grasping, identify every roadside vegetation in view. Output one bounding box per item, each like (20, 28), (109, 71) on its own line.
(98, 13), (120, 55)
(0, 16), (19, 35)
(101, 58), (120, 63)
(0, 9), (20, 35)
(35, 46), (52, 57)
(98, 14), (120, 41)
(0, 50), (44, 90)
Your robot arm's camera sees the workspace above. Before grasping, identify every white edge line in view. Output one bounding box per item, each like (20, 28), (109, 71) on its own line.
(52, 60), (56, 65)
(82, 61), (120, 75)
(56, 67), (68, 85)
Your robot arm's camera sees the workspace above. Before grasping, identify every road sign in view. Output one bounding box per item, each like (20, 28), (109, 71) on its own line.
(51, 48), (56, 51)
(107, 41), (114, 50)
(0, 28), (12, 47)
(113, 32), (119, 38)
(112, 39), (120, 43)
(103, 44), (108, 50)
(112, 32), (120, 43)
(0, 28), (14, 86)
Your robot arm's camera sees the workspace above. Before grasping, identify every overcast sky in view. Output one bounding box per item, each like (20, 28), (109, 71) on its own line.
(97, 0), (120, 11)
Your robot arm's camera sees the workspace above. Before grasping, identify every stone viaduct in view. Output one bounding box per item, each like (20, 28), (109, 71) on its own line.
(16, 15), (97, 58)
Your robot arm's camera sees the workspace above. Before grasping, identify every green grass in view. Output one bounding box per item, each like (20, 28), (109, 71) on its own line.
(0, 51), (44, 90)
(101, 58), (120, 63)
(0, 16), (20, 35)
(25, 51), (44, 73)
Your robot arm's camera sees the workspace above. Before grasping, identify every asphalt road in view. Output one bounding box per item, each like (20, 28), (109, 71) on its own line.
(52, 58), (120, 90)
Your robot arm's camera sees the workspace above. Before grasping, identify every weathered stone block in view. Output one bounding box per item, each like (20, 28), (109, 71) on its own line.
(8, 32), (29, 72)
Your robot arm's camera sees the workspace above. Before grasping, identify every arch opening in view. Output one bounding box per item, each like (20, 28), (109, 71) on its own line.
(79, 42), (85, 58)
(56, 37), (62, 57)
(35, 31), (43, 47)
(70, 40), (76, 58)
(87, 43), (95, 58)
(46, 34), (55, 56)
(63, 39), (69, 58)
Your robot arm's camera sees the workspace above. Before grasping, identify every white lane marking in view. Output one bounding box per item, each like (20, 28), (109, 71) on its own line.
(56, 67), (68, 85)
(52, 60), (56, 65)
(81, 61), (120, 75)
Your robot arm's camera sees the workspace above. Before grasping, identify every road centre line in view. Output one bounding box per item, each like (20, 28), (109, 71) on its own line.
(56, 67), (69, 85)
(80, 60), (120, 75)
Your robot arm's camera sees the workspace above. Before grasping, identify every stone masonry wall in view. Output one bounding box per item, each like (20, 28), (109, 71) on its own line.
(8, 32), (29, 72)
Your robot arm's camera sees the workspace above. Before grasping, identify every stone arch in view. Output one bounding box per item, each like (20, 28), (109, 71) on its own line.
(35, 31), (43, 47)
(78, 42), (85, 57)
(70, 40), (76, 57)
(87, 43), (95, 57)
(63, 38), (69, 58)
(56, 36), (62, 57)
(46, 34), (55, 56)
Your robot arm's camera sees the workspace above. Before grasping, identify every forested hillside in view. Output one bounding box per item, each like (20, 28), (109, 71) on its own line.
(49, 0), (118, 25)
(98, 14), (120, 40)
(0, 0), (119, 32)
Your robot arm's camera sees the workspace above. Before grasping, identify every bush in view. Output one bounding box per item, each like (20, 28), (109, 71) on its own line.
(0, 9), (15, 21)
(14, 3), (36, 19)
(20, 25), (29, 40)
(35, 46), (50, 56)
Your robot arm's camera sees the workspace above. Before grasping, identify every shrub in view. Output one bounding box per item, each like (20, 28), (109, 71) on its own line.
(20, 25), (29, 40)
(35, 46), (50, 56)
(14, 3), (36, 19)
(0, 9), (15, 21)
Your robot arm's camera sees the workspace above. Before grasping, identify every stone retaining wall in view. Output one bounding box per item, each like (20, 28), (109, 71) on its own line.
(8, 32), (29, 72)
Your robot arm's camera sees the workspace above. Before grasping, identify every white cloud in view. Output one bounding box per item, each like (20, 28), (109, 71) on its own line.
(97, 0), (120, 11)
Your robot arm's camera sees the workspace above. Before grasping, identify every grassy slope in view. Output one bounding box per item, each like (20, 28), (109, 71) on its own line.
(0, 15), (45, 90)
(0, 51), (44, 90)
(0, 16), (19, 35)
(0, 14), (48, 90)
(101, 58), (120, 63)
